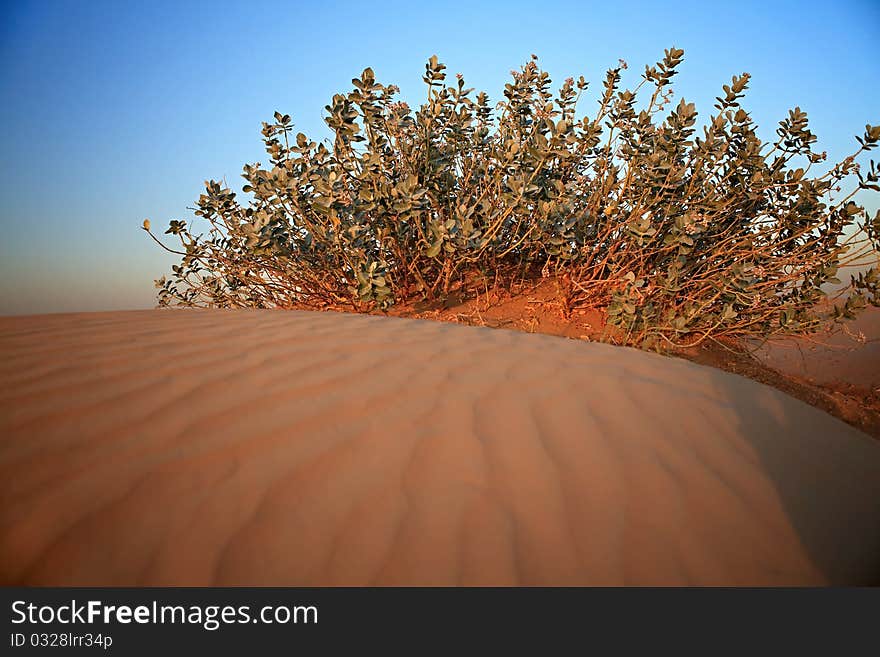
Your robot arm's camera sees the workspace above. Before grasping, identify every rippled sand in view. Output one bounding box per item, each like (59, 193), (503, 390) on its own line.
(1, 309), (878, 585)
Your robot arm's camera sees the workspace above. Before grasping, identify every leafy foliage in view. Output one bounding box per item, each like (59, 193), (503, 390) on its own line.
(145, 49), (880, 349)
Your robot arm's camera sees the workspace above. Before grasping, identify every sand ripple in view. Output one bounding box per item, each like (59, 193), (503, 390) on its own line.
(1, 309), (879, 585)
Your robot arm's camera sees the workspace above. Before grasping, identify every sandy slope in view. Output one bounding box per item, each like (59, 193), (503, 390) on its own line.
(755, 307), (880, 388)
(1, 309), (879, 586)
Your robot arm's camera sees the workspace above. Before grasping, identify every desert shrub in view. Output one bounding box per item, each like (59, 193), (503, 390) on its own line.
(145, 49), (880, 349)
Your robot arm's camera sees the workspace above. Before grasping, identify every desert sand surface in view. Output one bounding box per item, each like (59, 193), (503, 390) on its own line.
(755, 307), (880, 389)
(1, 309), (879, 586)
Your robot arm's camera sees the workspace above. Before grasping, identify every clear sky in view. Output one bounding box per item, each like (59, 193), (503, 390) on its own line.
(1, 0), (878, 315)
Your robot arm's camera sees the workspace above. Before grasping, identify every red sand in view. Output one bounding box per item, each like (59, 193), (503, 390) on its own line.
(1, 309), (879, 585)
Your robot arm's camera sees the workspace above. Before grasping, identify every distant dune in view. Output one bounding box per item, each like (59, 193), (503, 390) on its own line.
(1, 309), (879, 585)
(756, 306), (880, 389)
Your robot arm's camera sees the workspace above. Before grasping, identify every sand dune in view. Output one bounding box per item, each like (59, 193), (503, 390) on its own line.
(1, 309), (879, 586)
(755, 306), (880, 389)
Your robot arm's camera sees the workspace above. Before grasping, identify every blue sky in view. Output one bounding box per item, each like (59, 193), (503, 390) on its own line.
(1, 0), (878, 314)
